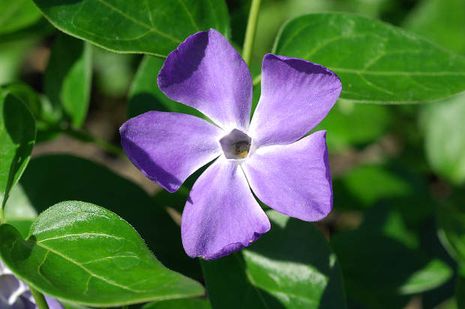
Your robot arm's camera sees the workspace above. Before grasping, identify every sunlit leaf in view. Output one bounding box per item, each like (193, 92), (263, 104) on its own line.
(274, 13), (465, 104)
(32, 0), (230, 57)
(0, 201), (204, 306)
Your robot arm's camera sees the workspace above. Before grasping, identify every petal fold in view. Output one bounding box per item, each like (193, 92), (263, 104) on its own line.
(120, 111), (222, 192)
(158, 29), (252, 130)
(249, 54), (342, 147)
(243, 131), (332, 221)
(181, 159), (270, 260)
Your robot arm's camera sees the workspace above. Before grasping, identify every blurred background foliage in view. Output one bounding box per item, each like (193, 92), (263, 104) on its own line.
(1, 0), (465, 308)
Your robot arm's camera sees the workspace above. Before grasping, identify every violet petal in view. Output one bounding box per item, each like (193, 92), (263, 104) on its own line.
(158, 29), (252, 130)
(249, 54), (342, 147)
(181, 158), (270, 260)
(120, 111), (223, 192)
(243, 131), (332, 221)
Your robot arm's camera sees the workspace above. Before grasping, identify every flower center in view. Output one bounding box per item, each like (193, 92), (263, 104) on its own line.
(219, 129), (252, 160)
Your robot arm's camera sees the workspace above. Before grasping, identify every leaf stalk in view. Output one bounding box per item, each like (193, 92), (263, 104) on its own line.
(242, 0), (262, 65)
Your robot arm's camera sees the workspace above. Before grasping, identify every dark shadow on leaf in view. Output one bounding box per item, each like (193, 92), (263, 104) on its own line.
(202, 253), (285, 309)
(2, 95), (35, 208)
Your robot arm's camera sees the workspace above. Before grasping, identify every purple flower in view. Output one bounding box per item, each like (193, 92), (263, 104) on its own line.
(120, 29), (342, 260)
(0, 261), (63, 309)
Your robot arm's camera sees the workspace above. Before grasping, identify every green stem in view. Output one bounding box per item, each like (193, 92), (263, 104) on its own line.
(242, 0), (262, 65)
(30, 287), (50, 309)
(0, 206), (4, 224)
(64, 127), (122, 157)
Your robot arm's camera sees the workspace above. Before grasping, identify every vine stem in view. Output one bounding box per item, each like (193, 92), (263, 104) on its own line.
(242, 0), (262, 65)
(30, 287), (50, 309)
(64, 127), (123, 157)
(0, 206), (4, 224)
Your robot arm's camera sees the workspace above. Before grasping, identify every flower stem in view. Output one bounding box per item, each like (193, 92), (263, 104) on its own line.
(242, 0), (262, 65)
(64, 127), (123, 157)
(0, 206), (4, 224)
(30, 287), (50, 309)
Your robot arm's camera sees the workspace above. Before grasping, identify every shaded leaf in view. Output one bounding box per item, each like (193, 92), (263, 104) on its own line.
(316, 101), (391, 151)
(404, 0), (465, 54)
(332, 204), (452, 308)
(33, 0), (230, 57)
(45, 34), (92, 128)
(0, 201), (204, 306)
(421, 93), (465, 185)
(0, 91), (36, 209)
(0, 0), (42, 35)
(274, 13), (465, 104)
(437, 203), (465, 266)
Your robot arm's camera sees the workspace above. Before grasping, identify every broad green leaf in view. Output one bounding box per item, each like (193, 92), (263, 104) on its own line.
(0, 201), (204, 306)
(202, 211), (346, 308)
(45, 34), (92, 128)
(128, 56), (203, 118)
(32, 0), (230, 57)
(0, 0), (42, 35)
(332, 204), (452, 308)
(421, 93), (465, 185)
(404, 0), (465, 54)
(19, 154), (201, 280)
(273, 13), (465, 104)
(437, 203), (465, 265)
(144, 298), (211, 309)
(0, 92), (36, 209)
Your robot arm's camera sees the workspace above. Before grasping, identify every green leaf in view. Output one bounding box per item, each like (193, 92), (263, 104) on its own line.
(128, 56), (203, 118)
(404, 0), (465, 54)
(45, 34), (92, 128)
(202, 254), (276, 309)
(316, 101), (391, 151)
(19, 154), (201, 280)
(421, 93), (465, 185)
(4, 184), (36, 237)
(2, 83), (61, 132)
(437, 203), (465, 266)
(0, 91), (36, 209)
(332, 204), (452, 308)
(0, 201), (204, 306)
(335, 164), (413, 209)
(144, 298), (211, 309)
(273, 13), (465, 104)
(0, 0), (42, 35)
(202, 211), (346, 308)
(32, 0), (230, 57)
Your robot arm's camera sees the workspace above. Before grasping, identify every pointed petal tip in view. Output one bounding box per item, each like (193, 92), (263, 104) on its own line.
(263, 53), (343, 91)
